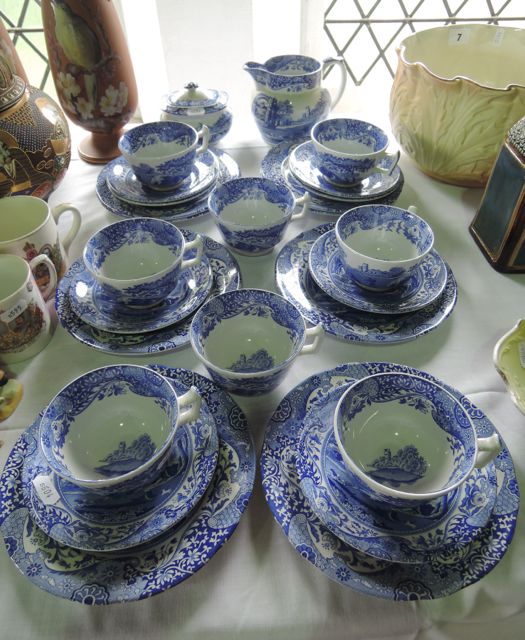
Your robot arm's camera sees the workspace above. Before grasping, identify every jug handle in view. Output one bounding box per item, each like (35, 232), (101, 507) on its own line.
(321, 56), (347, 110)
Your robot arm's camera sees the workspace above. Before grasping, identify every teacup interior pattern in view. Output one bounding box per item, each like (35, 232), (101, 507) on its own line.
(119, 124), (196, 160)
(337, 374), (473, 495)
(314, 119), (388, 156)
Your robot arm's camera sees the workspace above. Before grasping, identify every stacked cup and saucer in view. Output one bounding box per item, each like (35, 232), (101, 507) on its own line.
(261, 118), (404, 215)
(96, 121), (240, 223)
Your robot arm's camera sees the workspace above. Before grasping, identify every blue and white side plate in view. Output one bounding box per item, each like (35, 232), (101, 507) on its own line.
(0, 366), (255, 605)
(261, 362), (519, 599)
(276, 224), (457, 344)
(261, 140), (404, 216)
(308, 230), (448, 314)
(296, 383), (497, 565)
(25, 377), (219, 552)
(68, 255), (212, 334)
(55, 232), (242, 355)
(106, 152), (217, 207)
(97, 149), (240, 223)
(289, 141), (402, 202)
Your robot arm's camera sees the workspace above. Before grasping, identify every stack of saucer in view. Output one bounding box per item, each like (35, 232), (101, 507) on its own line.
(0, 364), (256, 603)
(261, 361), (520, 600)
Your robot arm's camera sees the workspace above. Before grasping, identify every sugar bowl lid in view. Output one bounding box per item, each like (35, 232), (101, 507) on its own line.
(161, 82), (228, 116)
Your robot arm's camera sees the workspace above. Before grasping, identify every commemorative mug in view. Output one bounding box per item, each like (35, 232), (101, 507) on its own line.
(0, 253), (57, 364)
(0, 195), (81, 297)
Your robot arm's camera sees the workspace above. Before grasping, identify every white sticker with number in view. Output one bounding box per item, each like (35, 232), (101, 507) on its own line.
(33, 474), (61, 506)
(448, 28), (470, 45)
(493, 28), (505, 47)
(519, 342), (525, 369)
(0, 298), (28, 324)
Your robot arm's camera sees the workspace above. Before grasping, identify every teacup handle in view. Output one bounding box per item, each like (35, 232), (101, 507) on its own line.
(196, 125), (210, 156)
(291, 192), (310, 220)
(51, 203), (81, 252)
(375, 149), (401, 177)
(175, 386), (202, 427)
(29, 254), (57, 299)
(299, 323), (324, 354)
(474, 433), (501, 469)
(321, 56), (347, 110)
(180, 234), (203, 270)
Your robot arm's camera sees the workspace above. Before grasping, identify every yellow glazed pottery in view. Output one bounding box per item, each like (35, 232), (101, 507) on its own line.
(390, 24), (525, 187)
(494, 319), (525, 415)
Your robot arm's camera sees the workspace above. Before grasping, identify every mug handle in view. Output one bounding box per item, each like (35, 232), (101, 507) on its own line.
(321, 56), (347, 111)
(375, 149), (401, 177)
(474, 433), (501, 469)
(180, 234), (203, 270)
(51, 203), (81, 252)
(291, 192), (310, 220)
(299, 323), (324, 355)
(175, 386), (202, 426)
(29, 254), (57, 299)
(196, 125), (210, 156)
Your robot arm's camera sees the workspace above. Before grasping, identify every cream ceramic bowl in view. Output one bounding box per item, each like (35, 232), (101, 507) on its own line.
(389, 24), (525, 186)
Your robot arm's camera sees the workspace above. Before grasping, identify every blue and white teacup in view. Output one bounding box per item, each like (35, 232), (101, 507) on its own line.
(39, 365), (202, 495)
(83, 218), (203, 309)
(118, 121), (210, 191)
(334, 372), (501, 509)
(311, 118), (400, 186)
(335, 204), (434, 291)
(208, 177), (310, 255)
(190, 288), (323, 395)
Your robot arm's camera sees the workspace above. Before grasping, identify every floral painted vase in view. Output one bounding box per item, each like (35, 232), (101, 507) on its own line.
(41, 0), (138, 164)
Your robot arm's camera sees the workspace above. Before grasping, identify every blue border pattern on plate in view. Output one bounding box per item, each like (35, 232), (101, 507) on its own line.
(25, 377), (219, 552)
(296, 383), (497, 564)
(0, 366), (255, 605)
(97, 149), (240, 223)
(55, 232), (242, 355)
(260, 361), (519, 600)
(275, 224), (457, 344)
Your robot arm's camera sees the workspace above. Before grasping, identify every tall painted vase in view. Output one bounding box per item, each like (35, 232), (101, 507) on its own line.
(41, 0), (138, 164)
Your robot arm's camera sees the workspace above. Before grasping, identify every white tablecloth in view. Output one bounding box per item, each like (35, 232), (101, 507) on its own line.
(1, 144), (524, 640)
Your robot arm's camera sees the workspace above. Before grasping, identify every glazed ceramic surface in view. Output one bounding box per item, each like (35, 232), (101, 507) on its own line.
(335, 205), (434, 291)
(106, 152), (217, 207)
(83, 218), (202, 308)
(310, 118), (399, 185)
(334, 373), (499, 508)
(160, 82), (232, 145)
(296, 383), (497, 564)
(39, 365), (201, 494)
(27, 377), (218, 552)
(288, 141), (401, 202)
(308, 230), (447, 314)
(390, 24), (525, 186)
(493, 319), (525, 414)
(190, 288), (322, 395)
(96, 149), (240, 222)
(68, 254), (212, 334)
(208, 177), (308, 255)
(55, 232), (241, 355)
(260, 361), (519, 599)
(261, 141), (404, 215)
(0, 366), (255, 604)
(118, 121), (209, 190)
(275, 224), (457, 344)
(244, 55), (346, 145)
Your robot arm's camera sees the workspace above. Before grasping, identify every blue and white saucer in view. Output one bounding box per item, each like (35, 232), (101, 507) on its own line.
(275, 224), (457, 344)
(68, 255), (212, 334)
(106, 152), (217, 207)
(261, 362), (519, 599)
(308, 230), (448, 314)
(0, 366), (255, 604)
(261, 140), (404, 216)
(25, 377), (219, 552)
(296, 383), (497, 565)
(97, 149), (240, 223)
(289, 141), (401, 202)
(55, 232), (242, 355)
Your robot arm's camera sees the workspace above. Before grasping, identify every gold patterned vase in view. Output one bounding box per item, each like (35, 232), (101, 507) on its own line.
(0, 51), (71, 200)
(41, 0), (138, 164)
